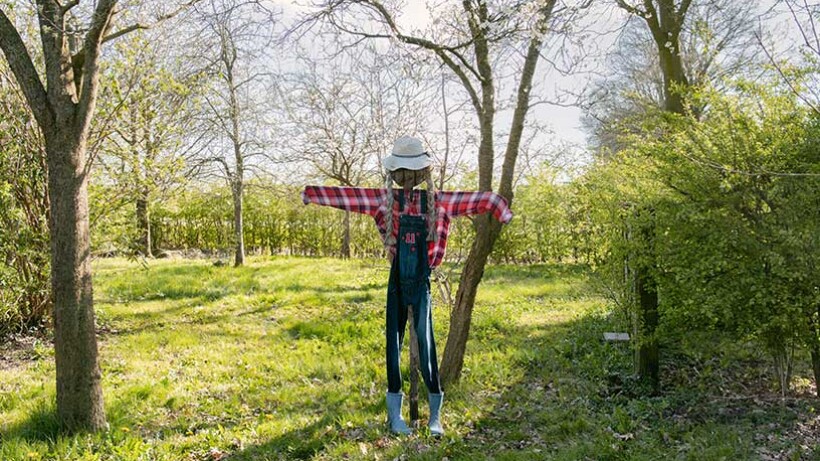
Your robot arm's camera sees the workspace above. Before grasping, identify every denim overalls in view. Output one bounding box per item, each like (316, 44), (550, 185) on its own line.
(385, 190), (442, 395)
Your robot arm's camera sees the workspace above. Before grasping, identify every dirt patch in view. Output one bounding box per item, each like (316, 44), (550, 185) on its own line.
(0, 333), (50, 370)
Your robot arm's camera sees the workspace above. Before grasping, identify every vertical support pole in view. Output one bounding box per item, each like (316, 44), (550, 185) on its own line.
(408, 304), (420, 425)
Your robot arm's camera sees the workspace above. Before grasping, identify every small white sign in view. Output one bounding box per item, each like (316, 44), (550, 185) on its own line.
(603, 332), (630, 342)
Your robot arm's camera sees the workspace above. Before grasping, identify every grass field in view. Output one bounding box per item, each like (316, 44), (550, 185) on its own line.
(0, 257), (817, 460)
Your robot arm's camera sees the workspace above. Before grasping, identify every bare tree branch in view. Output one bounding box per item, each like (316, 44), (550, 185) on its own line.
(0, 9), (53, 131)
(102, 0), (205, 43)
(76, 0), (117, 133)
(59, 0), (80, 15)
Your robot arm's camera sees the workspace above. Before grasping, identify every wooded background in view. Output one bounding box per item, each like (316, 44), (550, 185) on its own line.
(1, 0), (819, 432)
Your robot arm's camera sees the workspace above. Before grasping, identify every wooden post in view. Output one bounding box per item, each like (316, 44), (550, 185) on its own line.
(408, 304), (420, 425)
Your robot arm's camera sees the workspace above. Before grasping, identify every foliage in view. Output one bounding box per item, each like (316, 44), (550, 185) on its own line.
(0, 66), (50, 336)
(88, 172), (590, 266)
(90, 33), (205, 257)
(492, 166), (598, 264)
(583, 80), (820, 393)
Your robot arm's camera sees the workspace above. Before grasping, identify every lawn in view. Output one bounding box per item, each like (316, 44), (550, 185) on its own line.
(0, 257), (817, 460)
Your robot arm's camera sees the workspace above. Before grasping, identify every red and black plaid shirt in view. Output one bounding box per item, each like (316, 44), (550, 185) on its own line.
(302, 186), (513, 268)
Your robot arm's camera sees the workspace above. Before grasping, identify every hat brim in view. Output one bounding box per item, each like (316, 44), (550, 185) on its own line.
(382, 155), (432, 172)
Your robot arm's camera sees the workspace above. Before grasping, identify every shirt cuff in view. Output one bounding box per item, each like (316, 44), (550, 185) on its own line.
(500, 208), (513, 224)
(301, 189), (310, 205)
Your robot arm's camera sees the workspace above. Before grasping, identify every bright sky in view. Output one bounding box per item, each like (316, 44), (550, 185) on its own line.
(273, 0), (797, 158)
(275, 0), (598, 152)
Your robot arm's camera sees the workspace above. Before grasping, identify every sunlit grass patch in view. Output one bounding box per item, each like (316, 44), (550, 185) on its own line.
(0, 257), (815, 460)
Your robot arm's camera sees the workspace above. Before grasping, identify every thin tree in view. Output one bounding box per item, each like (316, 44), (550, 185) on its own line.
(0, 0), (197, 431)
(612, 0), (752, 392)
(280, 43), (429, 257)
(192, 0), (276, 266)
(305, 0), (582, 384)
(95, 35), (205, 257)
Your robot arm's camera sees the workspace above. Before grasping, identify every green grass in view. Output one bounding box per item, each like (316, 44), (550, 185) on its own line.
(0, 257), (816, 460)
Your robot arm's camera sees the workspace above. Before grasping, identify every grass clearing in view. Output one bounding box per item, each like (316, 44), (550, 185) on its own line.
(0, 257), (817, 460)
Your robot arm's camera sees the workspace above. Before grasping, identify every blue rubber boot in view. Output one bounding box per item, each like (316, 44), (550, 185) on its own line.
(386, 392), (412, 435)
(428, 392), (444, 436)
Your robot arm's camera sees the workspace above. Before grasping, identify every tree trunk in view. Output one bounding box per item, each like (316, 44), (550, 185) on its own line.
(341, 210), (351, 259)
(633, 208), (660, 395)
(658, 46), (688, 114)
(135, 191), (152, 257)
(232, 180), (245, 267)
(635, 266), (660, 394)
(440, 217), (501, 385)
(47, 139), (106, 431)
(811, 344), (820, 398)
(408, 304), (420, 424)
(652, 0), (690, 115)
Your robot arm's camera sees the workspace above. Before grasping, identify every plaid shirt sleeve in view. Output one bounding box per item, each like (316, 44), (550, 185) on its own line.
(302, 186), (384, 217)
(438, 191), (513, 223)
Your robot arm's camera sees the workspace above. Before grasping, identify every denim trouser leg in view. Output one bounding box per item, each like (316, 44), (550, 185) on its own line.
(386, 265), (408, 393)
(385, 212), (442, 395)
(410, 281), (441, 394)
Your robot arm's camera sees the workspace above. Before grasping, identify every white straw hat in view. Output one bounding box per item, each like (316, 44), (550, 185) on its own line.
(382, 136), (431, 171)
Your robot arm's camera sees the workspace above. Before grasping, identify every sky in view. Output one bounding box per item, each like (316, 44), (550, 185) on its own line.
(272, 0), (799, 168)
(277, 0), (595, 148)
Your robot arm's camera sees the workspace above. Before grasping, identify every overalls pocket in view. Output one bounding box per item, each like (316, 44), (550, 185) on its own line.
(398, 218), (425, 284)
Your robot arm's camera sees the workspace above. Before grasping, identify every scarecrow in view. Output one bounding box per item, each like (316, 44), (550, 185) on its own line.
(302, 136), (513, 436)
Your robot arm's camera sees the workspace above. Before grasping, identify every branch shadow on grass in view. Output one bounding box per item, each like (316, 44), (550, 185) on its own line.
(1, 401), (61, 443)
(226, 307), (817, 460)
(458, 313), (815, 460)
(229, 399), (386, 461)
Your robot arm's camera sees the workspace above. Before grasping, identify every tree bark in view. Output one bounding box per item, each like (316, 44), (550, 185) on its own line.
(47, 137), (106, 431)
(439, 106), (495, 384)
(408, 304), (420, 424)
(439, 217), (500, 384)
(635, 259), (660, 394)
(631, 206), (660, 394)
(135, 190), (152, 257)
(232, 179), (245, 267)
(659, 46), (688, 114)
(811, 343), (820, 398)
(341, 210), (351, 259)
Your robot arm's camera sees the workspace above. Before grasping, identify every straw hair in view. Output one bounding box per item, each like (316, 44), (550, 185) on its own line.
(424, 170), (437, 243)
(383, 174), (397, 248)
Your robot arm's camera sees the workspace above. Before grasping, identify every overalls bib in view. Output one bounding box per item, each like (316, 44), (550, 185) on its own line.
(385, 190), (442, 394)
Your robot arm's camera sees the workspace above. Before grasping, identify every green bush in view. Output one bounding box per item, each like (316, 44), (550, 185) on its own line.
(0, 77), (51, 336)
(582, 80), (820, 393)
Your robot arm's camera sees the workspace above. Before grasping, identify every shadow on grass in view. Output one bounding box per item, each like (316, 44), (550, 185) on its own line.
(2, 401), (62, 443)
(456, 314), (813, 460)
(229, 399), (385, 460)
(230, 415), (340, 461)
(229, 305), (815, 460)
